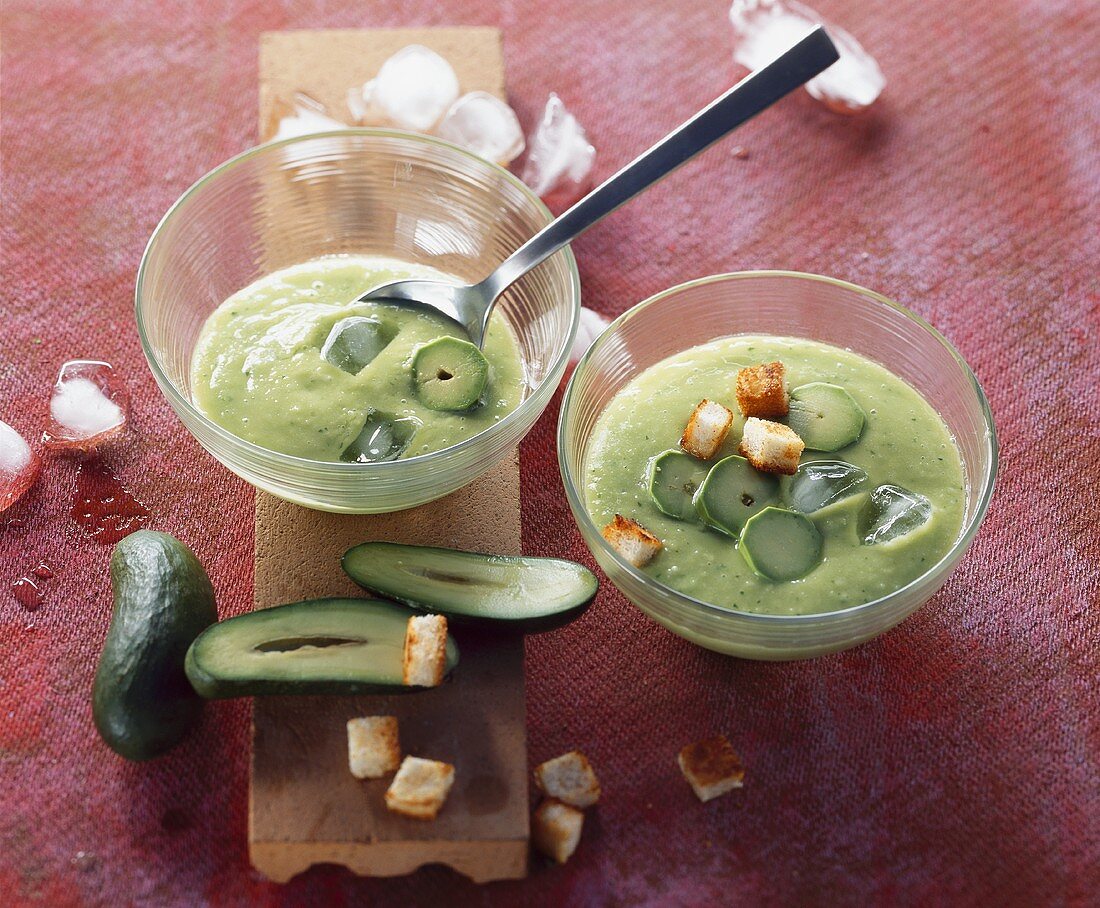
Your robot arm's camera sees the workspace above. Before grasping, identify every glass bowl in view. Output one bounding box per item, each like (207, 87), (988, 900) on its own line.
(558, 272), (997, 660)
(136, 130), (580, 513)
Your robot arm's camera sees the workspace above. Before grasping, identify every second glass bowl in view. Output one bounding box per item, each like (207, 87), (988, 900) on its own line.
(136, 130), (580, 513)
(558, 272), (997, 660)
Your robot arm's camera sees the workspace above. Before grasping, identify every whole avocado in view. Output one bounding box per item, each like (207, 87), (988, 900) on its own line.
(92, 530), (217, 761)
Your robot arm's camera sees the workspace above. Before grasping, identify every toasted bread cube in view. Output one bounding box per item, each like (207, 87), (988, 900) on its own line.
(532, 798), (584, 863)
(735, 361), (789, 418)
(679, 399), (734, 459)
(346, 716), (401, 779)
(738, 417), (804, 475)
(534, 751), (601, 809)
(384, 756), (455, 820)
(601, 514), (663, 568)
(402, 614), (448, 687)
(678, 734), (745, 803)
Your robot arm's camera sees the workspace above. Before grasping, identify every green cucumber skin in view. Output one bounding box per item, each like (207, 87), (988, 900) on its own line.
(184, 597), (459, 699)
(92, 531), (217, 762)
(341, 543), (598, 633)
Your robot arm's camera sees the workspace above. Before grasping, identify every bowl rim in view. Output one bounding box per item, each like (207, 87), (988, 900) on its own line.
(135, 128), (582, 472)
(557, 270), (999, 625)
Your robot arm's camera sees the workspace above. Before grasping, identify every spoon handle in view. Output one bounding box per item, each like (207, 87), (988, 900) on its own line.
(477, 26), (839, 301)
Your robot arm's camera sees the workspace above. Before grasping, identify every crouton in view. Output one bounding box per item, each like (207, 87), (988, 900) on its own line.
(679, 399), (734, 459)
(678, 734), (745, 803)
(346, 716), (401, 779)
(601, 514), (663, 567)
(534, 751), (601, 809)
(532, 799), (584, 863)
(735, 361), (789, 418)
(402, 614), (448, 687)
(738, 417), (804, 475)
(384, 756), (455, 820)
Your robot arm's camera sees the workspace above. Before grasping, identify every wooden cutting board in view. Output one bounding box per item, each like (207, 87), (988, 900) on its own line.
(250, 28), (528, 884)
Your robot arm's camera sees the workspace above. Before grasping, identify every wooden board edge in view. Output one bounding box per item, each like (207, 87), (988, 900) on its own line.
(250, 838), (529, 884)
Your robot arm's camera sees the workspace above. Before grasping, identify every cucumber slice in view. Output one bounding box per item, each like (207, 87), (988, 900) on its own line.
(412, 336), (489, 411)
(738, 507), (823, 581)
(859, 484), (933, 545)
(785, 460), (869, 514)
(787, 383), (866, 451)
(342, 543), (598, 632)
(184, 598), (458, 698)
(692, 454), (779, 537)
(646, 450), (710, 520)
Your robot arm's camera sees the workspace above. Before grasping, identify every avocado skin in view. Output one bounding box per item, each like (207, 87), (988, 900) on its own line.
(92, 530), (217, 762)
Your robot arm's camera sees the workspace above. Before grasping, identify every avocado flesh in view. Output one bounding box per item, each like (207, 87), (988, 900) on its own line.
(184, 598), (458, 698)
(342, 543), (598, 632)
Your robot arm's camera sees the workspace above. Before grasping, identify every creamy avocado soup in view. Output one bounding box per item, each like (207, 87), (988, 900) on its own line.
(191, 256), (525, 462)
(585, 336), (966, 616)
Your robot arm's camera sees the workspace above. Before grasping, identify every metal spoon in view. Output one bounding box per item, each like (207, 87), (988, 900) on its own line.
(358, 26), (839, 347)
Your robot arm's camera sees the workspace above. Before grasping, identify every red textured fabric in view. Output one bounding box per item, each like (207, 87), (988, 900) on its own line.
(2, 1), (1098, 904)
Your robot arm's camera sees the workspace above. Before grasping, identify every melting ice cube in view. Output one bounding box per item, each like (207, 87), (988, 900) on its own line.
(341, 412), (421, 463)
(860, 484), (932, 545)
(729, 0), (885, 115)
(0, 420), (41, 513)
(43, 360), (128, 454)
(272, 93), (348, 141)
(374, 45), (460, 132)
(321, 317), (395, 374)
(569, 307), (611, 365)
(521, 93), (596, 206)
(435, 92), (525, 166)
(787, 460), (868, 513)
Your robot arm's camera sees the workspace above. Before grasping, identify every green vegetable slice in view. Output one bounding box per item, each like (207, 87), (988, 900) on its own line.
(342, 543), (597, 632)
(787, 382), (866, 451)
(646, 450), (710, 520)
(692, 454), (779, 537)
(412, 336), (489, 411)
(185, 598), (458, 698)
(738, 507), (823, 581)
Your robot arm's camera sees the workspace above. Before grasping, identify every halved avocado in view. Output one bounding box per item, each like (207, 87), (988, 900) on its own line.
(342, 543), (598, 632)
(184, 597), (458, 698)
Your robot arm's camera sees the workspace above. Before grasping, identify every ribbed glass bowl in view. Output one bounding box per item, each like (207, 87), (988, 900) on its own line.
(559, 272), (997, 660)
(136, 130), (580, 512)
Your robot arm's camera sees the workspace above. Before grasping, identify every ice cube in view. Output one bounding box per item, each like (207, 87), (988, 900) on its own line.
(570, 306), (611, 365)
(786, 460), (868, 513)
(346, 81), (373, 125)
(43, 360), (128, 454)
(860, 484), (932, 545)
(728, 0), (885, 115)
(341, 412), (421, 463)
(521, 93), (596, 206)
(0, 420), (41, 513)
(374, 45), (460, 132)
(321, 317), (395, 374)
(272, 93), (348, 141)
(435, 91), (525, 166)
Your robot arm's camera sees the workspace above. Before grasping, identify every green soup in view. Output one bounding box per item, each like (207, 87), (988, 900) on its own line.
(190, 256), (525, 461)
(584, 336), (966, 616)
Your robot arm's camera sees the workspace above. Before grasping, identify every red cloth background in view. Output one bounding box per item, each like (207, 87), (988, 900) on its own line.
(2, 1), (1097, 905)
